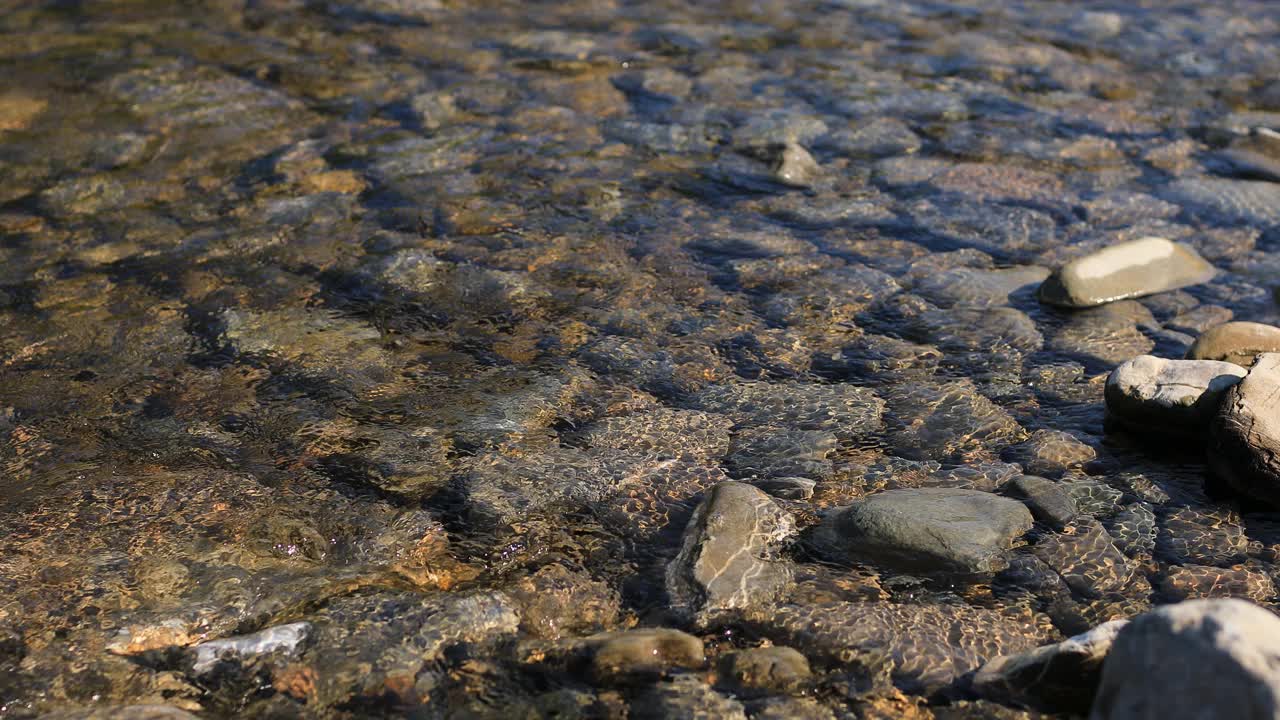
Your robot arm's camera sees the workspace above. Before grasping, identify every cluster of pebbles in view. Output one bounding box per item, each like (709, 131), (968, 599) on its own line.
(8, 0), (1280, 718)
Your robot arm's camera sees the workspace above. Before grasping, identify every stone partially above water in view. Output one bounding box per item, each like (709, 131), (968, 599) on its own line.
(1210, 353), (1280, 507)
(666, 482), (795, 626)
(1105, 355), (1246, 433)
(1187, 321), (1280, 367)
(1038, 237), (1216, 308)
(1091, 599), (1280, 720)
(812, 488), (1033, 574)
(974, 619), (1126, 714)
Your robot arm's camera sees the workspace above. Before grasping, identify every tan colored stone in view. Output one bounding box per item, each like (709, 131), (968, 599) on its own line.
(1187, 321), (1280, 367)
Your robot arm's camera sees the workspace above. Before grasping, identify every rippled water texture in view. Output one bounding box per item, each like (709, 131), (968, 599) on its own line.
(5, 0), (1280, 717)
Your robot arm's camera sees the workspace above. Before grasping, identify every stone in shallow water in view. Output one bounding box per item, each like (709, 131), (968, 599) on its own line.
(973, 619), (1125, 714)
(568, 408), (733, 460)
(1187, 321), (1280, 367)
(773, 141), (822, 187)
(693, 381), (884, 440)
(725, 425), (836, 480)
(717, 646), (811, 694)
(1032, 518), (1136, 599)
(1048, 300), (1156, 369)
(912, 265), (1050, 308)
(751, 476), (816, 500)
(1003, 430), (1096, 478)
(1092, 599), (1280, 720)
(1155, 507), (1249, 566)
(1105, 503), (1157, 557)
(906, 307), (1043, 354)
(631, 675), (747, 720)
(1209, 354), (1280, 507)
(884, 379), (1028, 462)
(747, 600), (1052, 694)
(1105, 355), (1246, 434)
(666, 482), (795, 626)
(1159, 564), (1276, 603)
(1037, 237), (1216, 308)
(1008, 475), (1078, 530)
(812, 488), (1033, 574)
(1164, 176), (1280, 226)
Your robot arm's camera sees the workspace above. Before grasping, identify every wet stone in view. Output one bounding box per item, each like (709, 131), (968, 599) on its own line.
(1061, 478), (1125, 518)
(189, 622), (311, 676)
(1209, 353), (1280, 507)
(772, 142), (822, 188)
(1032, 518), (1136, 599)
(812, 488), (1034, 575)
(749, 600), (1053, 694)
(717, 646), (811, 695)
(1105, 503), (1158, 557)
(1093, 599), (1280, 720)
(505, 565), (620, 641)
(693, 381), (885, 440)
(912, 265), (1050, 309)
(973, 619), (1126, 714)
(631, 675), (747, 720)
(1038, 237), (1217, 308)
(1008, 475), (1078, 530)
(1164, 177), (1280, 226)
(1048, 300), (1156, 369)
(1105, 355), (1246, 434)
(666, 482), (796, 626)
(1159, 564), (1277, 603)
(586, 629), (706, 683)
(751, 476), (816, 500)
(1003, 430), (1097, 478)
(568, 408), (733, 460)
(1156, 507), (1249, 566)
(1187, 321), (1280, 367)
(906, 307), (1043, 354)
(883, 379), (1028, 462)
(726, 426), (837, 480)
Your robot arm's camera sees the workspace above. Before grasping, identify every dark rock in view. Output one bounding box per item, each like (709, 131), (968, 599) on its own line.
(812, 488), (1034, 574)
(587, 629), (705, 682)
(1209, 353), (1280, 506)
(751, 476), (816, 500)
(717, 646), (811, 694)
(631, 675), (747, 720)
(1008, 475), (1078, 529)
(974, 619), (1125, 714)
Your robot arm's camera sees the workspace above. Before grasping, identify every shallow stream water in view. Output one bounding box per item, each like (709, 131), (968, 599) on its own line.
(5, 0), (1280, 717)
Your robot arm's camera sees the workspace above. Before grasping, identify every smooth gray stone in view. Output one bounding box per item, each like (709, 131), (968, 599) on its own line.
(975, 619), (1126, 714)
(812, 488), (1033, 574)
(1210, 353), (1280, 506)
(1008, 475), (1078, 529)
(1187, 321), (1280, 367)
(1091, 599), (1280, 720)
(1038, 237), (1216, 308)
(1105, 355), (1246, 433)
(666, 482), (795, 626)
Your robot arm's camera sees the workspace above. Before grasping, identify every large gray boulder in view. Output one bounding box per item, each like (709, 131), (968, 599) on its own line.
(1210, 353), (1280, 506)
(975, 619), (1126, 714)
(1038, 237), (1216, 308)
(1187, 321), (1280, 367)
(1106, 355), (1246, 433)
(1091, 599), (1280, 720)
(666, 482), (795, 626)
(811, 488), (1033, 574)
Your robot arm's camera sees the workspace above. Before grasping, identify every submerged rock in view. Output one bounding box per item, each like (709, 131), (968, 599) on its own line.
(812, 488), (1033, 574)
(1209, 354), (1280, 506)
(1038, 237), (1216, 308)
(1008, 475), (1078, 529)
(1092, 599), (1280, 720)
(974, 619), (1125, 714)
(1187, 321), (1280, 367)
(1105, 355), (1246, 434)
(190, 622), (311, 675)
(666, 482), (795, 626)
(717, 646), (811, 694)
(586, 629), (706, 682)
